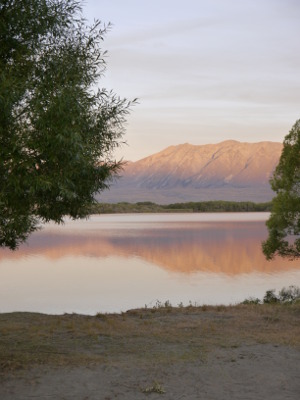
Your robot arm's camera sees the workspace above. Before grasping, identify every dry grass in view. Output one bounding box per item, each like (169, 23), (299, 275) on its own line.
(0, 303), (299, 374)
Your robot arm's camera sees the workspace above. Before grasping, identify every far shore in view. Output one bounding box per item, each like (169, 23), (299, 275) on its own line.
(90, 200), (272, 214)
(1, 303), (299, 399)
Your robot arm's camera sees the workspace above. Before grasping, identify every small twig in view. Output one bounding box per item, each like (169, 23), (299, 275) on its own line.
(25, 396), (58, 398)
(25, 350), (69, 355)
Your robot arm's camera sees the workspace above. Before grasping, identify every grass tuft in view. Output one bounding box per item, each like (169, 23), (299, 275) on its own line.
(142, 381), (166, 394)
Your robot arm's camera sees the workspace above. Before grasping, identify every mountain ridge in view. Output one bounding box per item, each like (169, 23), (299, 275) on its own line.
(99, 140), (282, 204)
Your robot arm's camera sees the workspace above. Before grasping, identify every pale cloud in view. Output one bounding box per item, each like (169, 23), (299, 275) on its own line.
(84, 0), (300, 161)
(105, 18), (222, 47)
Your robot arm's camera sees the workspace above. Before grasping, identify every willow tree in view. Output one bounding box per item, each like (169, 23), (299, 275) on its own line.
(262, 119), (300, 259)
(0, 0), (134, 249)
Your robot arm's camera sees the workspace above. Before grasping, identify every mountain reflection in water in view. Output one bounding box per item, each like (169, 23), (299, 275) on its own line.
(1, 215), (299, 275)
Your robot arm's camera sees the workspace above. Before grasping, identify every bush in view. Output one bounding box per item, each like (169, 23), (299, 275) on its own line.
(241, 297), (261, 305)
(278, 285), (300, 303)
(241, 286), (300, 305)
(263, 289), (279, 304)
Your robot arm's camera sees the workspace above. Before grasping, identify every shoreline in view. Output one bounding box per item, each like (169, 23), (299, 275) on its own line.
(89, 200), (272, 214)
(1, 303), (299, 399)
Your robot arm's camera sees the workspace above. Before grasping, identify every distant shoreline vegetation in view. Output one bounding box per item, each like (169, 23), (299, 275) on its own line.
(90, 200), (272, 214)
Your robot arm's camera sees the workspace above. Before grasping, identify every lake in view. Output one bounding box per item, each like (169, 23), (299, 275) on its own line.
(1, 213), (300, 314)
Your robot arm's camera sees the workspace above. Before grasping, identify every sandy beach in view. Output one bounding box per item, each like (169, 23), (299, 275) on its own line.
(0, 304), (299, 399)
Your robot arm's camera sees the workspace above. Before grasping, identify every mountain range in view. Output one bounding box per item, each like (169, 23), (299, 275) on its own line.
(99, 140), (282, 204)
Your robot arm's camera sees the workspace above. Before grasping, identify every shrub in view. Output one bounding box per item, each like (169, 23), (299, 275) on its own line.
(263, 289), (279, 304)
(241, 297), (261, 305)
(278, 285), (300, 303)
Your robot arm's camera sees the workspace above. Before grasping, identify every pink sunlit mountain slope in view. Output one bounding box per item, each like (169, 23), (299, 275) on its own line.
(99, 140), (283, 204)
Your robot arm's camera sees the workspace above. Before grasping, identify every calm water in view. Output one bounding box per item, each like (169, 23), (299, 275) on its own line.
(1, 213), (300, 314)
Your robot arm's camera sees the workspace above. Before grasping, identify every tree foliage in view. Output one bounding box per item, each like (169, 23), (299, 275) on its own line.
(262, 119), (300, 259)
(0, 0), (134, 249)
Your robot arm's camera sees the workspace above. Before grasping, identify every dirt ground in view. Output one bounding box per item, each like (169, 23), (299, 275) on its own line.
(0, 304), (299, 399)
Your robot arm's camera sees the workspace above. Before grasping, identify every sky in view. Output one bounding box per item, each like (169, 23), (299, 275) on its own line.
(84, 0), (300, 161)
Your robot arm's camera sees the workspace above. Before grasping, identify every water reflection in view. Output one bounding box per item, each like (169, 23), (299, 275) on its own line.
(0, 217), (298, 275)
(1, 214), (300, 314)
